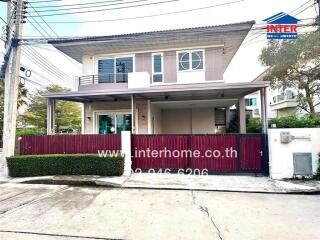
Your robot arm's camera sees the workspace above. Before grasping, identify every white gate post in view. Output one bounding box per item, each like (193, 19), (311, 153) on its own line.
(121, 131), (132, 176)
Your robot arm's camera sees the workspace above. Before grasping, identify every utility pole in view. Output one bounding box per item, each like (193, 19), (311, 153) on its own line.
(2, 0), (26, 174)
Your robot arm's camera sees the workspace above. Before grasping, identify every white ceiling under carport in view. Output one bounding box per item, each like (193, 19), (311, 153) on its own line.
(152, 99), (238, 109)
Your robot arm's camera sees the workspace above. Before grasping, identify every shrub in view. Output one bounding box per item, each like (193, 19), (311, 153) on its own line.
(269, 115), (320, 128)
(16, 128), (46, 136)
(246, 118), (262, 133)
(7, 154), (124, 177)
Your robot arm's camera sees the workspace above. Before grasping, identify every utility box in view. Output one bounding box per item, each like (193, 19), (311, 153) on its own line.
(293, 153), (313, 176)
(280, 131), (292, 144)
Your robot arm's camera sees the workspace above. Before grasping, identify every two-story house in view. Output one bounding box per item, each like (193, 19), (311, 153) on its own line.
(44, 21), (269, 135)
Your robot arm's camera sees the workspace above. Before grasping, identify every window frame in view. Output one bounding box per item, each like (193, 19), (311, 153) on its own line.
(94, 110), (132, 134)
(245, 98), (257, 107)
(176, 49), (205, 72)
(152, 52), (164, 84)
(97, 55), (135, 83)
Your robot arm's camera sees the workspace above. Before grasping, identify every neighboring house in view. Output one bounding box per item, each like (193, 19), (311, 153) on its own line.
(251, 70), (319, 118)
(44, 21), (268, 135)
(245, 92), (261, 118)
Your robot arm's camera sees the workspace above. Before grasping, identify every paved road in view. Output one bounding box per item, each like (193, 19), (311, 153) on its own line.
(0, 183), (319, 240)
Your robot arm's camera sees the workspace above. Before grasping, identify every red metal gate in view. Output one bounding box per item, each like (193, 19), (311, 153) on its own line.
(132, 134), (268, 175)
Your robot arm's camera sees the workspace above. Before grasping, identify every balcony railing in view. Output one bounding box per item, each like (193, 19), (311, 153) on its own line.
(271, 91), (297, 105)
(79, 73), (128, 86)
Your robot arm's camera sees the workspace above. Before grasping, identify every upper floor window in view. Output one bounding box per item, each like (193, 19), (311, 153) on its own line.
(98, 56), (133, 83)
(178, 50), (204, 71)
(245, 98), (257, 107)
(152, 53), (163, 83)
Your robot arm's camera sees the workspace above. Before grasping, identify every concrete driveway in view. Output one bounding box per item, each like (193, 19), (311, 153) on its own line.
(0, 183), (319, 240)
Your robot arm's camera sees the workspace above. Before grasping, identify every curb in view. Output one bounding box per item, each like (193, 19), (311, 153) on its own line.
(15, 178), (320, 195)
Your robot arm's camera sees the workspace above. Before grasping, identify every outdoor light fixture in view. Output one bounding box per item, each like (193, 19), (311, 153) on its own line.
(141, 115), (146, 120)
(87, 116), (91, 121)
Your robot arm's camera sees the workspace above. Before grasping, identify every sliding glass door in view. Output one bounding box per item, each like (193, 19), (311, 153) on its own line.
(98, 113), (131, 134)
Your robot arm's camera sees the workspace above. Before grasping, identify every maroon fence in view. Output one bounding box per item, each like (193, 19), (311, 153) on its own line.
(132, 135), (190, 170)
(132, 134), (268, 175)
(19, 134), (121, 155)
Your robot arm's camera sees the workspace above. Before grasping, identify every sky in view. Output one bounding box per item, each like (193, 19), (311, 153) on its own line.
(0, 0), (318, 91)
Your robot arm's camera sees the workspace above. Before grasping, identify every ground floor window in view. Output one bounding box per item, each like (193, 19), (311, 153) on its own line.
(98, 113), (131, 134)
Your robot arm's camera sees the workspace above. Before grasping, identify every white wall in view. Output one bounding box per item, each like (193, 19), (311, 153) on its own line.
(150, 104), (162, 134)
(268, 128), (320, 179)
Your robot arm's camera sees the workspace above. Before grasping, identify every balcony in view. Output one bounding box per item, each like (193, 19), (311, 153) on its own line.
(79, 73), (129, 86)
(78, 72), (151, 91)
(270, 90), (298, 111)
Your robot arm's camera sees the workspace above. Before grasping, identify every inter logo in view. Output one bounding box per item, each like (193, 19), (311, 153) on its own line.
(263, 12), (300, 40)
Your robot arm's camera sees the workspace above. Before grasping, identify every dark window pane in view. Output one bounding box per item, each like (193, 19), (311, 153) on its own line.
(178, 52), (190, 71)
(192, 51), (203, 70)
(99, 115), (115, 134)
(153, 54), (162, 73)
(116, 114), (132, 133)
(116, 57), (133, 83)
(98, 59), (114, 83)
(153, 74), (163, 83)
(179, 52), (189, 62)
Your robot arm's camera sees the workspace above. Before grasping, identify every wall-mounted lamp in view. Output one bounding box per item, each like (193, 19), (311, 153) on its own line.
(87, 116), (92, 121)
(141, 115), (146, 120)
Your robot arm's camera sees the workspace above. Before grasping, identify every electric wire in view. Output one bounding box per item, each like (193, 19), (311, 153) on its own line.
(29, 0), (168, 13)
(27, 0), (180, 17)
(27, 0), (244, 24)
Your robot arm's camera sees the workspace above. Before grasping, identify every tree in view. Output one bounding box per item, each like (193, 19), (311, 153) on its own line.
(259, 29), (320, 115)
(21, 85), (81, 133)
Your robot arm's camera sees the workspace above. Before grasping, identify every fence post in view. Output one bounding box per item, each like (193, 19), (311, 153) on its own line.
(121, 131), (132, 176)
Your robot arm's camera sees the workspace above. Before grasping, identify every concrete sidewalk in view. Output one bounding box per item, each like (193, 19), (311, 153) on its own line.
(1, 173), (320, 194)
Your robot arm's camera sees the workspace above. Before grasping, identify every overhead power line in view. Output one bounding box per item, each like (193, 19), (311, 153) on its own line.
(0, 16), (6, 24)
(29, 2), (59, 37)
(22, 45), (75, 85)
(31, 0), (124, 8)
(27, 14), (53, 37)
(29, 0), (157, 12)
(29, 0), (64, 3)
(27, 0), (180, 17)
(28, 0), (245, 24)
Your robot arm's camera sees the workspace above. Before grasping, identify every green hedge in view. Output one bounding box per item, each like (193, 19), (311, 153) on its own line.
(16, 128), (46, 136)
(7, 154), (124, 177)
(269, 115), (320, 128)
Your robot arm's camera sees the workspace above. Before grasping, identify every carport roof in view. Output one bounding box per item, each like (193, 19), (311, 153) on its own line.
(43, 81), (268, 102)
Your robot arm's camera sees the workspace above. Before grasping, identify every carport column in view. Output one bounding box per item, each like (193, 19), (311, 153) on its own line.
(260, 87), (268, 134)
(238, 97), (246, 134)
(131, 95), (136, 134)
(47, 98), (56, 135)
(121, 131), (132, 176)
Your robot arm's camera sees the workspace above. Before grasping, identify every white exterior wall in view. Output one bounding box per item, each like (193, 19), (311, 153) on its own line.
(82, 55), (95, 75)
(268, 128), (320, 179)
